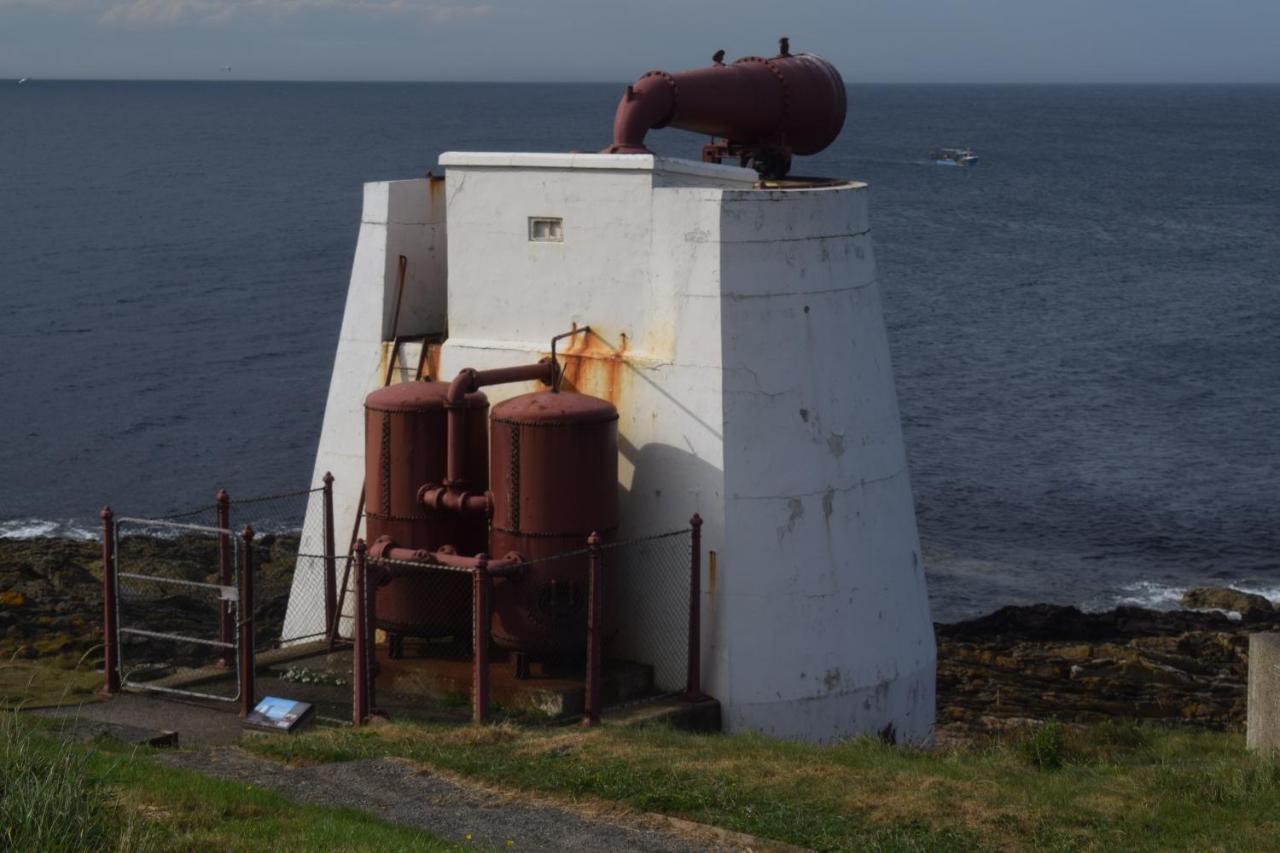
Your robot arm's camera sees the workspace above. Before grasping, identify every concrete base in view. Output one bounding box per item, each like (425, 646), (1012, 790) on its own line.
(606, 696), (722, 733)
(267, 649), (658, 719)
(1248, 633), (1280, 751)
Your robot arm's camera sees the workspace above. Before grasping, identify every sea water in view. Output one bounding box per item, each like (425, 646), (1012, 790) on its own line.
(2, 82), (1278, 620)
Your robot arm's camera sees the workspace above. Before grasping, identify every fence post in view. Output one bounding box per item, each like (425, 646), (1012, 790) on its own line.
(238, 525), (256, 718)
(367, 556), (380, 717)
(686, 514), (704, 701)
(322, 472), (337, 649)
(216, 489), (234, 669)
(583, 532), (603, 727)
(100, 506), (120, 696)
(473, 555), (490, 724)
(353, 539), (369, 726)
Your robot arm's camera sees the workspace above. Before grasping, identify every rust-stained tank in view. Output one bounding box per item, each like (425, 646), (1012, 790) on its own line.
(488, 390), (619, 657)
(606, 38), (846, 177)
(364, 381), (489, 636)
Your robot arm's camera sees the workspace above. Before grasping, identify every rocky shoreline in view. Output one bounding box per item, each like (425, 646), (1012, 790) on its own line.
(937, 598), (1275, 734)
(1, 537), (1270, 732)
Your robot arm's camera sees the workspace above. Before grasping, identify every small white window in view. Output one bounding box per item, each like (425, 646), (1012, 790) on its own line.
(528, 217), (563, 242)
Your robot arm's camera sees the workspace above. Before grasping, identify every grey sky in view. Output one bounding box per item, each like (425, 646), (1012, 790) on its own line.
(1, 0), (1277, 83)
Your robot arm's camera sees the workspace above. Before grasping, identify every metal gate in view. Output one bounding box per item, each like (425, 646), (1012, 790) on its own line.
(113, 517), (241, 703)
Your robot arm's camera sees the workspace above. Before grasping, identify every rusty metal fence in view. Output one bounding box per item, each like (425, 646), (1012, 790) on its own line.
(351, 516), (704, 727)
(101, 478), (349, 721)
(101, 486), (703, 729)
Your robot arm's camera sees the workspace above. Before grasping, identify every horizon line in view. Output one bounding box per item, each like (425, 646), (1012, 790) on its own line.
(9, 77), (1280, 87)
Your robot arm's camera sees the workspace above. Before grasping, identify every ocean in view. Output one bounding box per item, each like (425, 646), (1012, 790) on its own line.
(2, 81), (1277, 621)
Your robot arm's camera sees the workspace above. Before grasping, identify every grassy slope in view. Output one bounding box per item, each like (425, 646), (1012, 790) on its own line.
(249, 720), (1280, 852)
(0, 660), (102, 709)
(4, 718), (455, 852)
(92, 745), (457, 852)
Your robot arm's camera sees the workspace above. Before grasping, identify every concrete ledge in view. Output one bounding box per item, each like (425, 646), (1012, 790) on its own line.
(439, 151), (758, 183)
(605, 695), (722, 732)
(1248, 632), (1280, 751)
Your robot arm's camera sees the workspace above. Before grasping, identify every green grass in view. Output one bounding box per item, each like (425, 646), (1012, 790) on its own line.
(0, 710), (140, 850)
(247, 718), (1280, 852)
(2, 713), (455, 851)
(0, 659), (103, 709)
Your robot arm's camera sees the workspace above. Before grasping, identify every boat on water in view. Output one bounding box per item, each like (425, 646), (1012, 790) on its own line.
(17, 78), (28, 84)
(930, 147), (978, 167)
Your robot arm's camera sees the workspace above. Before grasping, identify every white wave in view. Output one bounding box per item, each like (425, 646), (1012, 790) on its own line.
(0, 518), (98, 541)
(1085, 579), (1280, 614)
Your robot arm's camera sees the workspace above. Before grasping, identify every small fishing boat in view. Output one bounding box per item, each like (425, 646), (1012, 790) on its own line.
(930, 147), (978, 167)
(17, 78), (28, 84)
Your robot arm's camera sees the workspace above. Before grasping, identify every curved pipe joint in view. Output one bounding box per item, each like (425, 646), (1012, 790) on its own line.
(426, 359), (557, 517)
(603, 42), (847, 176)
(607, 73), (677, 154)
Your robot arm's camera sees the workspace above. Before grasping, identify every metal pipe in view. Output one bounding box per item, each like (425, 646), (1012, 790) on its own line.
(367, 554), (380, 718)
(238, 525), (256, 718)
(473, 553), (491, 724)
(321, 473), (337, 649)
(353, 538), (369, 726)
(582, 532), (603, 727)
(370, 539), (524, 577)
(606, 41), (847, 178)
(686, 514), (705, 701)
(100, 506), (120, 696)
(421, 360), (556, 514)
(549, 326), (590, 392)
(216, 489), (233, 669)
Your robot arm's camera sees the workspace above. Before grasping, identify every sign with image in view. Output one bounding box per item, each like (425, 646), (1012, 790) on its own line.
(242, 696), (315, 733)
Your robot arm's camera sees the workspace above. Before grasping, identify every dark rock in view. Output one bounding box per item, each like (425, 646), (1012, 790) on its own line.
(936, 601), (1265, 735)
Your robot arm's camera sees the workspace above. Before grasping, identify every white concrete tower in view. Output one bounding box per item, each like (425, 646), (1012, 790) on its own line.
(288, 152), (936, 743)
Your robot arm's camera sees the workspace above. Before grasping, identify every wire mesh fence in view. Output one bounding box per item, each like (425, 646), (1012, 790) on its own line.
(238, 487), (354, 725)
(358, 525), (698, 725)
(601, 529), (693, 702)
(103, 484), (699, 728)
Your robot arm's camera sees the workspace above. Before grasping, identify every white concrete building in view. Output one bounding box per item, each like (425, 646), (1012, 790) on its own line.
(284, 152), (936, 743)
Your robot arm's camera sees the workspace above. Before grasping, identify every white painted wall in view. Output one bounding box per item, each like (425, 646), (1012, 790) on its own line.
(282, 178), (446, 642)
(291, 153), (935, 741)
(431, 152), (935, 741)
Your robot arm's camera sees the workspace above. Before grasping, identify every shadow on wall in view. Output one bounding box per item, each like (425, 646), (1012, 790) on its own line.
(608, 436), (723, 692)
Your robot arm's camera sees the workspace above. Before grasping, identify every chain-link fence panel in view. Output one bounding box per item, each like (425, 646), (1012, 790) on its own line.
(239, 488), (354, 726)
(602, 529), (693, 699)
(361, 556), (479, 721)
(355, 527), (697, 725)
(230, 486), (327, 647)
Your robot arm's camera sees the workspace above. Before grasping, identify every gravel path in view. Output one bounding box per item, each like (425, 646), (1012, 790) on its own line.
(156, 747), (758, 852)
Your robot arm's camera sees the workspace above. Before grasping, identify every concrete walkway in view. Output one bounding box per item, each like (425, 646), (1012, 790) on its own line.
(36, 692), (244, 746)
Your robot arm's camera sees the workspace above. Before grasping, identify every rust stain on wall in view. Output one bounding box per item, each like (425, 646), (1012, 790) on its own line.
(555, 329), (631, 407)
(420, 341), (443, 380)
(427, 173), (445, 203)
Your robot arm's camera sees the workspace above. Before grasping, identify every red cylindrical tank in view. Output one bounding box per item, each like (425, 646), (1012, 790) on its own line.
(488, 390), (619, 658)
(364, 381), (489, 636)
